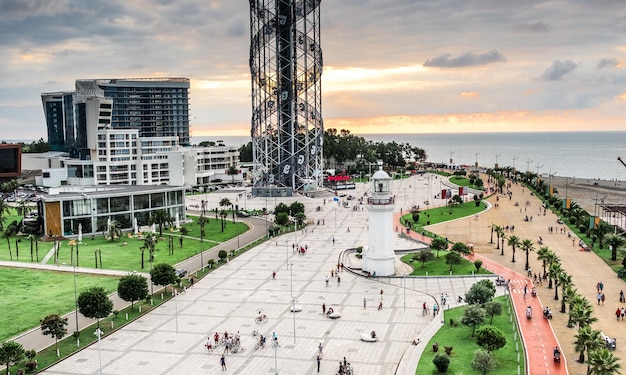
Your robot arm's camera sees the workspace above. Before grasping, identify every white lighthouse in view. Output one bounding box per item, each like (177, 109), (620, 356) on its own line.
(363, 163), (396, 276)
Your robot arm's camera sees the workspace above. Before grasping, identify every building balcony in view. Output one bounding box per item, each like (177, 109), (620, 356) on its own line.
(367, 196), (394, 205)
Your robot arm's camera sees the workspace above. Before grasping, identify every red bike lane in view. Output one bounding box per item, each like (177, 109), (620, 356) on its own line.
(396, 212), (568, 375)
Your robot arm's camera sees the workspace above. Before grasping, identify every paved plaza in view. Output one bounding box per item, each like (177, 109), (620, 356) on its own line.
(39, 175), (500, 375)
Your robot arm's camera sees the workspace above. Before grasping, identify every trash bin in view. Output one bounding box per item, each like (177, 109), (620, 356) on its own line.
(618, 269), (626, 278)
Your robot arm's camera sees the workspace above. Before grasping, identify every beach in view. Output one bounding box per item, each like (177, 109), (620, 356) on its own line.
(549, 176), (626, 215)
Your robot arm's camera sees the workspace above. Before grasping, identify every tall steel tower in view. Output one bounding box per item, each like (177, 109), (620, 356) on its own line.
(249, 0), (324, 193)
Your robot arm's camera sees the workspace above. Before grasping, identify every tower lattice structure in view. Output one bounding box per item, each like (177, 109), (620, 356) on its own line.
(249, 0), (324, 192)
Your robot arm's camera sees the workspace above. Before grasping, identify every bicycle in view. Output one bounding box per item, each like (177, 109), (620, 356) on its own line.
(255, 314), (268, 323)
(422, 307), (430, 315)
(251, 329), (260, 337)
(254, 337), (266, 350)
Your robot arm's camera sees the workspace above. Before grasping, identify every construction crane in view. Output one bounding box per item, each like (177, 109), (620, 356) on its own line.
(619, 157), (626, 168)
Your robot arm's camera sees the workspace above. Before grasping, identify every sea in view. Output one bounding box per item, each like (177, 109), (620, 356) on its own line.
(192, 131), (626, 182)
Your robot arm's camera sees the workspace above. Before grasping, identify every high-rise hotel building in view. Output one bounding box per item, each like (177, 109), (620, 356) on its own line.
(42, 78), (191, 158)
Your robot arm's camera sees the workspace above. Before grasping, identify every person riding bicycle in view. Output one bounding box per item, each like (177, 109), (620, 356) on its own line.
(259, 334), (266, 348)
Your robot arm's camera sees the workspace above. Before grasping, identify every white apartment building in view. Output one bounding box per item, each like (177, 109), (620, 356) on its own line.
(34, 127), (242, 188)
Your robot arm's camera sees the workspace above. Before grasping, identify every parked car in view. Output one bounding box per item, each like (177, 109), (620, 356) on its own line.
(175, 268), (187, 278)
(236, 211), (250, 217)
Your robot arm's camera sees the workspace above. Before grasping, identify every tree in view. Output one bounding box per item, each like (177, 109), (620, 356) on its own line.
(445, 251), (462, 271)
(149, 209), (173, 237)
(289, 202), (305, 216)
(275, 212), (289, 226)
(474, 259), (483, 272)
(570, 300), (598, 329)
(557, 271), (573, 306)
(430, 237), (448, 258)
(432, 353), (450, 373)
(40, 314), (68, 353)
(483, 301), (503, 324)
(475, 325), (507, 352)
(506, 235), (521, 263)
(0, 340), (25, 375)
(574, 326), (603, 364)
(606, 234), (626, 261)
(451, 241), (471, 255)
(587, 348), (621, 375)
(274, 202), (290, 215)
(237, 142), (252, 162)
(413, 250), (434, 269)
(471, 349), (498, 375)
(465, 281), (496, 306)
(150, 263), (177, 293)
(519, 238), (535, 270)
(0, 198), (11, 232)
(594, 221), (614, 250)
(461, 305), (486, 337)
(549, 261), (563, 295)
(226, 164), (239, 183)
(77, 287), (113, 328)
(140, 232), (158, 267)
(117, 274), (149, 310)
(493, 225), (503, 250)
(536, 246), (552, 277)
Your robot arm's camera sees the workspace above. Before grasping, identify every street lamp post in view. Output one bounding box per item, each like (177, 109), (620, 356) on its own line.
(490, 224), (493, 244)
(290, 262), (296, 344)
(174, 290), (179, 333)
(95, 328), (103, 375)
(73, 262), (79, 334)
(274, 337), (279, 375)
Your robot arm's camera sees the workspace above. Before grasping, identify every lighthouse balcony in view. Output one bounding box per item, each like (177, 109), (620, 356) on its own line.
(367, 196), (394, 205)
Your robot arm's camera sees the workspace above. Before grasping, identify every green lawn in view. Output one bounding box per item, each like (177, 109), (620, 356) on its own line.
(449, 176), (482, 190)
(401, 251), (491, 276)
(0, 267), (120, 341)
(417, 296), (525, 374)
(0, 217), (249, 271)
(401, 201), (487, 236)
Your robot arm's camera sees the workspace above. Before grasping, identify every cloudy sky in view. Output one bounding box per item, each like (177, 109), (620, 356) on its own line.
(1, 0), (626, 141)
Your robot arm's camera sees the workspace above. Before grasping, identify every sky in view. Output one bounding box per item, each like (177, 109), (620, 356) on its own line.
(1, 0), (626, 141)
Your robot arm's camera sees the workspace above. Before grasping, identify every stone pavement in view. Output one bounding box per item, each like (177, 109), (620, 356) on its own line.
(40, 175), (499, 375)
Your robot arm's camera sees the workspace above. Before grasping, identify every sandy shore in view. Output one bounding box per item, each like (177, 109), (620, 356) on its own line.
(544, 176), (626, 214)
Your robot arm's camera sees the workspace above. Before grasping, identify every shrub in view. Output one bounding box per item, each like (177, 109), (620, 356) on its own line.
(432, 353), (450, 372)
(474, 260), (483, 271)
(218, 250), (228, 262)
(207, 259), (215, 268)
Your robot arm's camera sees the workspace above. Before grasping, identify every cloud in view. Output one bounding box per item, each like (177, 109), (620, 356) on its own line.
(460, 91), (479, 98)
(516, 20), (549, 33)
(539, 60), (577, 81)
(0, 0), (70, 20)
(423, 50), (507, 68)
(597, 58), (621, 69)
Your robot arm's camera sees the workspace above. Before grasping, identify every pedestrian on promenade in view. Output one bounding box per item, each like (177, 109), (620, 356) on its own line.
(523, 284), (528, 298)
(337, 276), (341, 285)
(600, 281), (604, 292)
(621, 307), (625, 320)
(325, 276), (329, 286)
(272, 271), (276, 280)
(322, 303), (326, 314)
(221, 353), (226, 370)
(318, 342), (323, 357)
(433, 303), (438, 316)
(363, 298), (367, 309)
(381, 289), (384, 300)
(597, 293), (602, 305)
(601, 293), (605, 305)
(332, 237), (335, 244)
(317, 355), (321, 372)
(616, 308), (621, 321)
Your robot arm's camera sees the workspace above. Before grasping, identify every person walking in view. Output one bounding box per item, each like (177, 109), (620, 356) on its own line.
(317, 355), (321, 372)
(318, 342), (323, 357)
(325, 276), (329, 286)
(337, 276), (341, 285)
(272, 271), (276, 280)
(322, 303), (326, 314)
(363, 298), (367, 309)
(220, 353), (226, 371)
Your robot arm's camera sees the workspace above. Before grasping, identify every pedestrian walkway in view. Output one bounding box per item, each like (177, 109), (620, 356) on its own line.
(39, 175), (492, 375)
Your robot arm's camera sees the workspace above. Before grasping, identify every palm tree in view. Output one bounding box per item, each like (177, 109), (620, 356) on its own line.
(140, 232), (158, 266)
(520, 238), (535, 270)
(562, 285), (578, 314)
(493, 225), (503, 250)
(219, 198), (231, 232)
(567, 292), (586, 327)
(107, 219), (122, 241)
(545, 252), (561, 289)
(149, 209), (173, 237)
(549, 262), (562, 293)
(16, 199), (30, 232)
(572, 302), (598, 329)
(0, 197), (11, 232)
(556, 271), (572, 303)
(536, 246), (552, 277)
(226, 164), (239, 184)
(605, 234), (626, 261)
(594, 221), (613, 249)
(574, 326), (603, 364)
(587, 348), (621, 375)
(507, 235), (521, 263)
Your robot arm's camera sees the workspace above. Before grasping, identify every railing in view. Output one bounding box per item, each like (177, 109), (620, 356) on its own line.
(367, 196), (394, 205)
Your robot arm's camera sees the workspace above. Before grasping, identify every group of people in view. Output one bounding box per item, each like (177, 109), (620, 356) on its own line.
(209, 331), (242, 354)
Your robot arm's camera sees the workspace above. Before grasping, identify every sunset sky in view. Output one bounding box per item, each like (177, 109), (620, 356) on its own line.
(1, 0), (626, 141)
